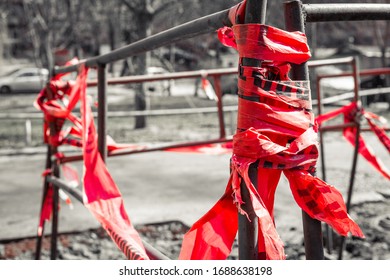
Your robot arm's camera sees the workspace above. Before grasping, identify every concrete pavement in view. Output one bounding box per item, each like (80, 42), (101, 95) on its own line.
(0, 132), (389, 246)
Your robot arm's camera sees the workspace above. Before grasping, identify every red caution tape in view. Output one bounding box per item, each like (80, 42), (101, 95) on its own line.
(200, 71), (217, 101)
(35, 63), (148, 259)
(78, 65), (148, 260)
(316, 102), (390, 180)
(38, 157), (79, 236)
(37, 179), (54, 237)
(201, 77), (217, 100)
(179, 22), (364, 260)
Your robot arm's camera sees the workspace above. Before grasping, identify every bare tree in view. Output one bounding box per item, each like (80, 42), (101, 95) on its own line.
(22, 0), (107, 71)
(120, 0), (177, 129)
(0, 8), (7, 65)
(23, 0), (55, 71)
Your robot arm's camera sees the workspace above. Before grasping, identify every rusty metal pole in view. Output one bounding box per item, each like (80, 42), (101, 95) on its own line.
(97, 64), (108, 161)
(41, 83), (61, 260)
(35, 145), (52, 259)
(316, 76), (326, 182)
(284, 0), (324, 260)
(213, 75), (226, 139)
(316, 75), (334, 254)
(33, 84), (61, 260)
(338, 57), (361, 260)
(238, 0), (267, 260)
(50, 151), (60, 260)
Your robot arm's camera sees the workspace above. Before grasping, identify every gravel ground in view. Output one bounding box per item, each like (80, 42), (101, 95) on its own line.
(1, 199), (389, 260)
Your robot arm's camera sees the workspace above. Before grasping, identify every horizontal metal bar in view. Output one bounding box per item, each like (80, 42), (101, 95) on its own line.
(60, 137), (232, 164)
(358, 68), (390, 77)
(47, 176), (83, 202)
(308, 57), (355, 68)
(87, 68), (237, 86)
(0, 113), (44, 120)
(316, 87), (390, 105)
(104, 106), (237, 117)
(317, 67), (390, 80)
(320, 123), (390, 132)
(142, 240), (171, 260)
(0, 106), (238, 121)
(304, 3), (390, 22)
(54, 9), (232, 74)
(319, 122), (356, 132)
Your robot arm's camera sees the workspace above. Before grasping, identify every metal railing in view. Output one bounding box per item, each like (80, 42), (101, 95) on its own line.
(33, 0), (390, 261)
(35, 2), (237, 261)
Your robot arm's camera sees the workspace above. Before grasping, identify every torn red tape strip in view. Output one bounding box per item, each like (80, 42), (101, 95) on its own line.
(316, 101), (390, 180)
(79, 65), (149, 260)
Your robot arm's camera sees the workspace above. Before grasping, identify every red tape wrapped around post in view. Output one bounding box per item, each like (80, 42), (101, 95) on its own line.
(179, 22), (364, 260)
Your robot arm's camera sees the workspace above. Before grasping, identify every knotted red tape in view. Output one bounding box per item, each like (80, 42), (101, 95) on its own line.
(179, 23), (364, 260)
(316, 101), (390, 180)
(35, 63), (148, 259)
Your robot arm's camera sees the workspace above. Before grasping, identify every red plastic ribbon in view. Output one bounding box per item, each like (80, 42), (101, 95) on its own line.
(180, 23), (364, 260)
(37, 157), (79, 236)
(35, 63), (148, 259)
(78, 65), (148, 260)
(316, 102), (390, 180)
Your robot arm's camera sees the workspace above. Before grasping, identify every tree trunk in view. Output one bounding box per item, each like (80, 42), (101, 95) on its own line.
(134, 84), (147, 129)
(134, 52), (148, 129)
(133, 13), (151, 129)
(382, 46), (390, 111)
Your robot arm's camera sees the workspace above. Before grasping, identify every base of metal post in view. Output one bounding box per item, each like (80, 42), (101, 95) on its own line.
(238, 163), (259, 260)
(338, 121), (361, 260)
(35, 146), (52, 260)
(302, 211), (324, 260)
(50, 149), (60, 260)
(50, 184), (59, 260)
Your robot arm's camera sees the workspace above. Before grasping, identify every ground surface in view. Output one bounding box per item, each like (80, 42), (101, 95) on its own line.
(1, 199), (389, 260)
(0, 84), (389, 260)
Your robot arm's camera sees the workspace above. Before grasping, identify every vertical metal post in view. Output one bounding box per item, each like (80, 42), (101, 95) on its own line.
(238, 166), (260, 259)
(213, 75), (226, 139)
(97, 64), (107, 161)
(30, 82), (61, 260)
(317, 76), (333, 254)
(50, 154), (60, 260)
(42, 84), (61, 260)
(316, 76), (326, 183)
(35, 145), (52, 259)
(284, 0), (324, 260)
(338, 57), (361, 260)
(346, 56), (361, 213)
(238, 0), (267, 260)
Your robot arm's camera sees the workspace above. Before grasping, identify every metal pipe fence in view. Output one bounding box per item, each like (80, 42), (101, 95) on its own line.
(35, 2), (236, 261)
(32, 0), (390, 261)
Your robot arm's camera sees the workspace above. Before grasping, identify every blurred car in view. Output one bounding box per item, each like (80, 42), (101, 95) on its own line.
(0, 68), (49, 94)
(143, 66), (174, 96)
